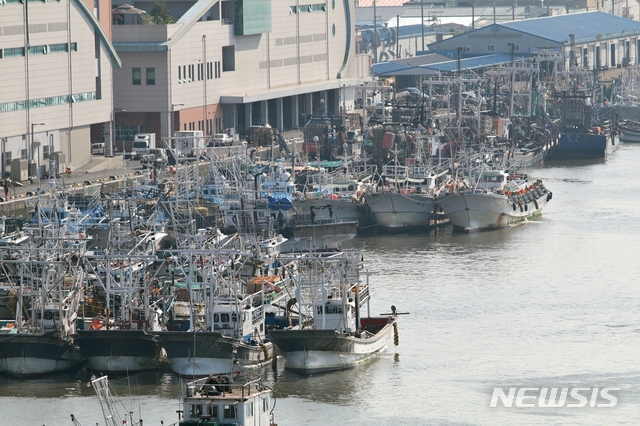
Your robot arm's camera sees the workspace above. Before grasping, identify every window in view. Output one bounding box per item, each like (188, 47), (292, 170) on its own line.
(189, 404), (203, 419)
(70, 42), (78, 51)
(4, 152), (12, 168)
(487, 45), (495, 52)
(0, 49), (2, 59)
(178, 66), (182, 83)
(207, 62), (213, 79)
(43, 145), (50, 160)
(289, 5), (297, 13)
(222, 46), (235, 71)
(21, 149), (27, 159)
(247, 401), (254, 417)
(215, 61), (221, 78)
(262, 397), (269, 412)
(28, 45), (47, 55)
(197, 63), (202, 81)
(208, 405), (219, 418)
(514, 44), (520, 52)
(221, 313), (230, 322)
(223, 405), (236, 419)
(49, 43), (68, 53)
(189, 64), (194, 81)
(5, 47), (25, 58)
(115, 124), (146, 143)
(132, 68), (141, 85)
(146, 68), (155, 85)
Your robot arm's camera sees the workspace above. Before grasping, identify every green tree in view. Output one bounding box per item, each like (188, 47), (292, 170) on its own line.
(149, 2), (175, 24)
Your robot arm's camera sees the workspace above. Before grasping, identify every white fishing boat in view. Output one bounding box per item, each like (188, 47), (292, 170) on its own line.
(154, 246), (290, 377)
(268, 251), (399, 374)
(89, 372), (277, 426)
(437, 169), (552, 232)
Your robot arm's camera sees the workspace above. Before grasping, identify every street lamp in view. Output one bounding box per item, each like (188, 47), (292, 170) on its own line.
(31, 122), (45, 177)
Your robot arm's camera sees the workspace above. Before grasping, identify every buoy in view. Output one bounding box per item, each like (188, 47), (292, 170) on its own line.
(393, 322), (399, 346)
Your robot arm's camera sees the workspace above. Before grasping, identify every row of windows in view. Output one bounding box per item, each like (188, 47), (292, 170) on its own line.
(484, 44), (520, 52)
(0, 42), (77, 59)
(187, 398), (268, 421)
(0, 91), (96, 113)
(289, 3), (326, 13)
(176, 46), (234, 84)
(1, 0), (61, 4)
(178, 60), (223, 84)
(132, 68), (154, 85)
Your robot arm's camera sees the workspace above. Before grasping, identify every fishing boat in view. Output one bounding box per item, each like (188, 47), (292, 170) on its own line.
(362, 146), (450, 233)
(437, 169), (552, 232)
(0, 259), (85, 376)
(89, 372), (277, 426)
(154, 248), (285, 377)
(268, 251), (399, 374)
(619, 120), (640, 143)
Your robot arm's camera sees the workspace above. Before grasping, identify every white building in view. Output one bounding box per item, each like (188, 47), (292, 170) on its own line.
(0, 0), (120, 177)
(111, 0), (370, 147)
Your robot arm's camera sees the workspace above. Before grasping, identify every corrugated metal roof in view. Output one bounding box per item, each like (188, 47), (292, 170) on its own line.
(357, 0), (406, 7)
(113, 42), (168, 52)
(501, 11), (640, 43)
(372, 52), (452, 75)
(372, 61), (409, 75)
(423, 53), (527, 72)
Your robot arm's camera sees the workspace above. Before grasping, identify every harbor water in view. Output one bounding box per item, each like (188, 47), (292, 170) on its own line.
(2, 143), (640, 425)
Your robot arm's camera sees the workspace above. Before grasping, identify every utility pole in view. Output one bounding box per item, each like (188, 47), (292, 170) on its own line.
(421, 0), (425, 52)
(373, 0), (378, 63)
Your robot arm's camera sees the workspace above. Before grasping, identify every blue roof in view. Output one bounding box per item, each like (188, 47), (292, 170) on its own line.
(424, 54), (528, 72)
(372, 61), (409, 75)
(501, 11), (640, 44)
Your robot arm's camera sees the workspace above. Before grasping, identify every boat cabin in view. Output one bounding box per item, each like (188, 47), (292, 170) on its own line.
(179, 377), (275, 426)
(313, 287), (356, 333)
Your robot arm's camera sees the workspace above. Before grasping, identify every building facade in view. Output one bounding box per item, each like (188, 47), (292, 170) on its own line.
(428, 11), (640, 71)
(0, 0), (119, 176)
(111, 0), (370, 148)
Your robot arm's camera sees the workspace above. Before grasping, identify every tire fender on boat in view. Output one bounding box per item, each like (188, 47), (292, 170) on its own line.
(547, 192), (553, 202)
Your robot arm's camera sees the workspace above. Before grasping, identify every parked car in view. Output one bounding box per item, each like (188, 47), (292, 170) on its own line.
(91, 143), (105, 155)
(210, 133), (233, 147)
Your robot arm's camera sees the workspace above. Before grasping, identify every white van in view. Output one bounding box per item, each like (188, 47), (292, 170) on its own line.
(91, 143), (105, 155)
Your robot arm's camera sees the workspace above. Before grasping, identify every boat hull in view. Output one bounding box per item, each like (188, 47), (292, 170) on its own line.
(75, 329), (159, 372)
(619, 131), (640, 143)
(550, 133), (607, 159)
(0, 333), (81, 377)
(155, 331), (273, 377)
(292, 199), (372, 227)
(437, 187), (551, 232)
(269, 318), (395, 374)
(363, 193), (439, 233)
